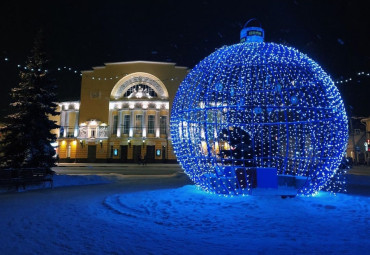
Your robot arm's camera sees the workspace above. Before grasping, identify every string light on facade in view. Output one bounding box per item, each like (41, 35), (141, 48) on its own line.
(1, 53), (367, 84)
(170, 19), (348, 196)
(16, 64), (80, 75)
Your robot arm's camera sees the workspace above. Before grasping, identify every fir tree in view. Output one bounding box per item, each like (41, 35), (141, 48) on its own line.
(0, 31), (59, 169)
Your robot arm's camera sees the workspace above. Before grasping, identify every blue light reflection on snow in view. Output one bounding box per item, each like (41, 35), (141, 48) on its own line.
(99, 184), (370, 255)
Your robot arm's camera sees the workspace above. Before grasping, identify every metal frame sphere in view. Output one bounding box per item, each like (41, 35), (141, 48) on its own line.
(171, 42), (348, 196)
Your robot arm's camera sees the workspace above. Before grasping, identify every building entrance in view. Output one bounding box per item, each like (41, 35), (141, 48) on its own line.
(120, 145), (128, 162)
(87, 145), (96, 162)
(146, 145), (155, 163)
(133, 145), (142, 163)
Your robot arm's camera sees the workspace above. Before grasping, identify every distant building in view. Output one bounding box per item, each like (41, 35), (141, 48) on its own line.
(347, 117), (367, 164)
(358, 117), (370, 164)
(50, 61), (188, 163)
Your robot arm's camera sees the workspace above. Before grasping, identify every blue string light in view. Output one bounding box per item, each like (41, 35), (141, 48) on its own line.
(171, 27), (348, 196)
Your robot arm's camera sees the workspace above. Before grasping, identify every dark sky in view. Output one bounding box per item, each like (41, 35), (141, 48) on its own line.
(0, 0), (369, 118)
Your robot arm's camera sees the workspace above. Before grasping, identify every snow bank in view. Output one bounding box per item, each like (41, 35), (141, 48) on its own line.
(53, 174), (112, 187)
(0, 171), (369, 255)
(98, 185), (370, 254)
(0, 174), (113, 193)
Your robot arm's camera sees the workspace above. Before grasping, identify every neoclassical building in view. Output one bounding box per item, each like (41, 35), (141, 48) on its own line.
(51, 61), (188, 163)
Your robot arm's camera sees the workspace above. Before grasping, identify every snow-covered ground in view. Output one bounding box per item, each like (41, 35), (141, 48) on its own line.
(0, 166), (369, 255)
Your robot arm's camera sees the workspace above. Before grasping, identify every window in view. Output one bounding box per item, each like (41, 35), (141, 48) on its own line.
(124, 84), (158, 98)
(90, 91), (101, 99)
(354, 129), (361, 135)
(113, 115), (118, 135)
(160, 116), (167, 135)
(135, 115), (142, 134)
(123, 115), (130, 135)
(148, 115), (155, 134)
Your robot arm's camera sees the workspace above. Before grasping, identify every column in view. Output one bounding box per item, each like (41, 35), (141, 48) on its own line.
(129, 110), (134, 137)
(117, 110), (122, 137)
(155, 110), (160, 138)
(64, 111), (70, 137)
(60, 111), (66, 137)
(108, 109), (113, 136)
(142, 110), (147, 137)
(73, 111), (79, 137)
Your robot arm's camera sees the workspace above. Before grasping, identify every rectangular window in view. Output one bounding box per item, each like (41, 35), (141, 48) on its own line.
(135, 115), (142, 134)
(160, 116), (167, 135)
(123, 115), (130, 134)
(148, 115), (155, 134)
(113, 115), (118, 135)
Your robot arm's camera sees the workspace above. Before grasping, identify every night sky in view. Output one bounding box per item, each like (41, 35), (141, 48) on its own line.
(0, 0), (369, 118)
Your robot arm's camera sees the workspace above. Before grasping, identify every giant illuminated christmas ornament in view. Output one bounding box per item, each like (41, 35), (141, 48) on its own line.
(170, 19), (348, 196)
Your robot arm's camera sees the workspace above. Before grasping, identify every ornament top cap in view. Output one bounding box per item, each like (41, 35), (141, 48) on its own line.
(240, 18), (264, 43)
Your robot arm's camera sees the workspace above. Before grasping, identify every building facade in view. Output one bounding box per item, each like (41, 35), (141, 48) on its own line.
(51, 61), (188, 163)
(345, 117), (370, 165)
(357, 117), (370, 164)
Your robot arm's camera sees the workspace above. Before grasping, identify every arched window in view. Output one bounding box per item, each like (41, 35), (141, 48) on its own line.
(111, 72), (169, 100)
(124, 84), (157, 98)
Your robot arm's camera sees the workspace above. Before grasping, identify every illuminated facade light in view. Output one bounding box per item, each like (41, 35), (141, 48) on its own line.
(52, 62), (189, 163)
